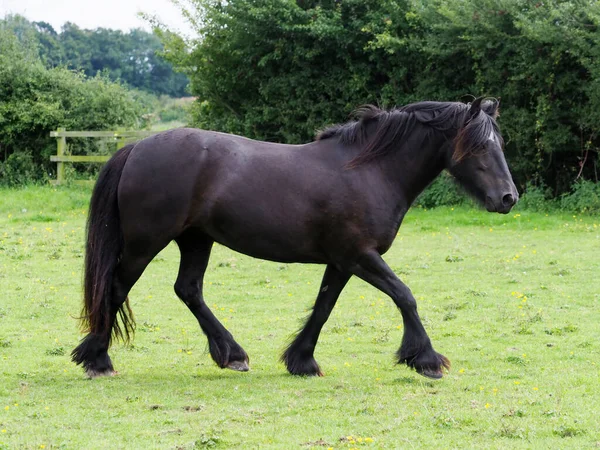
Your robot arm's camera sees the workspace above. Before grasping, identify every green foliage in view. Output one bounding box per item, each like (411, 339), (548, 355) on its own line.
(415, 173), (468, 209)
(2, 15), (189, 97)
(0, 152), (41, 186)
(156, 96), (193, 123)
(515, 183), (555, 213)
(161, 0), (418, 142)
(410, 0), (600, 195)
(560, 179), (600, 214)
(56, 24), (189, 97)
(162, 0), (600, 197)
(0, 23), (146, 184)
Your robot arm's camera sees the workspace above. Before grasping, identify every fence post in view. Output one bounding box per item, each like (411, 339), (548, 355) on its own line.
(56, 127), (66, 185)
(115, 128), (125, 151)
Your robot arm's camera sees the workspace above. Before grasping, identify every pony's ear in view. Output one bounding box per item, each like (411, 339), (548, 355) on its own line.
(482, 98), (500, 119)
(468, 96), (484, 119)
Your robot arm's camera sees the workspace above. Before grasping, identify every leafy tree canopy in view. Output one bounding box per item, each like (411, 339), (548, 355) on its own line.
(0, 18), (147, 185)
(3, 15), (189, 98)
(162, 0), (600, 194)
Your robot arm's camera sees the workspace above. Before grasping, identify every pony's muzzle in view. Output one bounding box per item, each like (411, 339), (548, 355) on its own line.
(502, 193), (517, 208)
(486, 190), (518, 214)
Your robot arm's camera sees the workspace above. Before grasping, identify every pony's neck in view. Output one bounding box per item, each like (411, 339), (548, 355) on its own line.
(379, 125), (451, 207)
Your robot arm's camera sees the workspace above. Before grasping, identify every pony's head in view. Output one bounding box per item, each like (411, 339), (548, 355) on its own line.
(446, 97), (518, 214)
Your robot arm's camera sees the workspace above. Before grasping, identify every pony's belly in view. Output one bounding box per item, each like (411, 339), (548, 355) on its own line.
(198, 194), (326, 263)
(213, 234), (324, 264)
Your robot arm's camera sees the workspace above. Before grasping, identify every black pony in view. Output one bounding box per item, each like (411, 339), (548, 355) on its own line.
(72, 98), (517, 379)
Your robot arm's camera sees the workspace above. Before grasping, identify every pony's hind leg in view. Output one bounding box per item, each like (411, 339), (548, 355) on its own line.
(282, 265), (351, 376)
(174, 230), (249, 371)
(72, 245), (157, 378)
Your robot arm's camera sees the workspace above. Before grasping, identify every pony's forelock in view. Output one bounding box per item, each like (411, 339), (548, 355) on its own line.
(454, 102), (503, 162)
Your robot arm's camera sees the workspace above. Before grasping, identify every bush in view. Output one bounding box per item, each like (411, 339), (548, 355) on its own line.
(415, 173), (468, 209)
(157, 97), (191, 124)
(515, 183), (555, 213)
(161, 0), (600, 197)
(560, 180), (600, 214)
(0, 22), (146, 185)
(0, 152), (42, 186)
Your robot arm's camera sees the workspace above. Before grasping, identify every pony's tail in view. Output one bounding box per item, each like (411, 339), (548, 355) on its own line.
(81, 144), (135, 344)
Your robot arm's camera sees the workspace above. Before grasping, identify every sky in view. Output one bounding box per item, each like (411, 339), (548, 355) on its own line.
(0, 0), (194, 34)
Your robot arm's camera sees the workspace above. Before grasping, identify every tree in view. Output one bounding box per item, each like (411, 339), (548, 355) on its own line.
(405, 0), (600, 193)
(0, 23), (145, 185)
(2, 16), (190, 98)
(160, 0), (421, 142)
(161, 0), (600, 194)
(55, 24), (189, 97)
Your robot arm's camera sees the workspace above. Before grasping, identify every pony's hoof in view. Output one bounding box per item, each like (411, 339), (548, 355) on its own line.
(226, 360), (249, 372)
(282, 353), (322, 376)
(399, 347), (450, 380)
(287, 363), (323, 377)
(86, 369), (117, 379)
(417, 368), (444, 379)
(415, 352), (450, 379)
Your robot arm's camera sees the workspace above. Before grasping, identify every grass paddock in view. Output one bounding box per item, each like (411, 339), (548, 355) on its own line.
(1, 186), (599, 448)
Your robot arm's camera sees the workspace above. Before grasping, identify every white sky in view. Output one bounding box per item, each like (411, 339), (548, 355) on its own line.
(0, 0), (194, 34)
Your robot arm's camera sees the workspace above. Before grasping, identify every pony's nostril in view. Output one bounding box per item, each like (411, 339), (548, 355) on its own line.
(502, 193), (515, 206)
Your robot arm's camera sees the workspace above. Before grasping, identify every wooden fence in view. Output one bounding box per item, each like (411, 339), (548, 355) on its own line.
(49, 128), (155, 185)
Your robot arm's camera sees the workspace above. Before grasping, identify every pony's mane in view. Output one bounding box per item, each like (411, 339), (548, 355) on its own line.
(316, 100), (501, 166)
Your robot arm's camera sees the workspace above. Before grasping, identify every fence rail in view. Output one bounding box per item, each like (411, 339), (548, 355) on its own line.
(49, 128), (155, 185)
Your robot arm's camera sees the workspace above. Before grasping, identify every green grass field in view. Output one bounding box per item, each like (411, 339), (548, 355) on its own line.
(1, 186), (599, 449)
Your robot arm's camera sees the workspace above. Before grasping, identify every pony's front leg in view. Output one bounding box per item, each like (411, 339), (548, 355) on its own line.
(350, 250), (450, 379)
